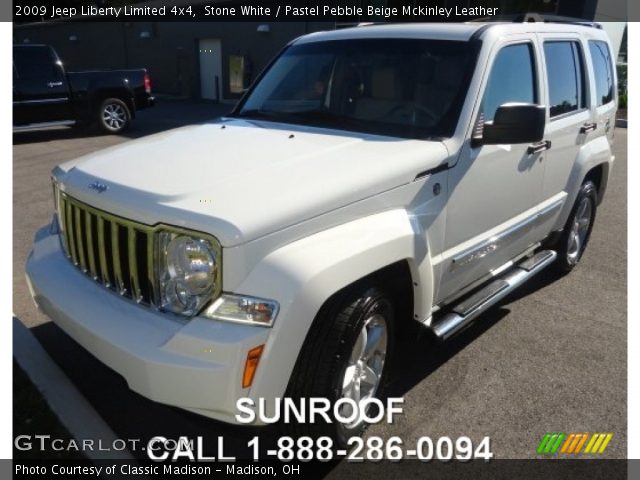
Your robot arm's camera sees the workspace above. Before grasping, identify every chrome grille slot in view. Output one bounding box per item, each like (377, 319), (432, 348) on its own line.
(74, 205), (87, 272)
(112, 222), (126, 295)
(84, 210), (98, 280)
(57, 192), (155, 306)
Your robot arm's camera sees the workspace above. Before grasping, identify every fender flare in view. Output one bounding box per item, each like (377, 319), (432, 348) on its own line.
(231, 209), (429, 407)
(553, 135), (613, 232)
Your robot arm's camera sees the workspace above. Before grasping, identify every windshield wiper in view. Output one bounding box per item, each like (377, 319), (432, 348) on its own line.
(234, 109), (284, 120)
(235, 108), (363, 131)
(284, 109), (354, 126)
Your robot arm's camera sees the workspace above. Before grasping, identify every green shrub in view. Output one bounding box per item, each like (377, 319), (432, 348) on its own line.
(617, 64), (627, 96)
(619, 93), (627, 110)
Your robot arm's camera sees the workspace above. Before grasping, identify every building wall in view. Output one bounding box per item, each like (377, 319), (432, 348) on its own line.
(13, 21), (335, 100)
(14, 6), (626, 98)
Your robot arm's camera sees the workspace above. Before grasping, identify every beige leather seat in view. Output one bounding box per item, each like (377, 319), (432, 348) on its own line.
(353, 67), (405, 121)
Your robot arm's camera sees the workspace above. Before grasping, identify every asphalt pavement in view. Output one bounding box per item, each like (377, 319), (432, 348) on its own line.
(13, 99), (627, 465)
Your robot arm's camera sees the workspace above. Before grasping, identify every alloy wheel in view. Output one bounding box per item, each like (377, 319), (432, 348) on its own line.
(102, 103), (127, 130)
(339, 313), (388, 430)
(567, 196), (593, 264)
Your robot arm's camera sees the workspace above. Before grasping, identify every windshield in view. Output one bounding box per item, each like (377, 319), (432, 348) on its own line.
(235, 38), (477, 139)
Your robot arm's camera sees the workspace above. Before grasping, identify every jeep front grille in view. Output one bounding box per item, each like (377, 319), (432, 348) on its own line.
(57, 192), (156, 305)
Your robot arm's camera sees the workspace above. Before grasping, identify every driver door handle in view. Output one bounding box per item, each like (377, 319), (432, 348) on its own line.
(580, 122), (597, 134)
(527, 140), (551, 155)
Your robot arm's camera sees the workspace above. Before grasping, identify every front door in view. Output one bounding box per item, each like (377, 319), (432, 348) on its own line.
(199, 39), (222, 101)
(437, 38), (547, 303)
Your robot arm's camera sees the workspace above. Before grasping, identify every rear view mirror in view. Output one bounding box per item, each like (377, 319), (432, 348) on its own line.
(480, 103), (546, 145)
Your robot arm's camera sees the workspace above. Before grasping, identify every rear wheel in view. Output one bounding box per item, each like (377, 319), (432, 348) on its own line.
(554, 180), (597, 273)
(284, 286), (395, 447)
(97, 98), (131, 134)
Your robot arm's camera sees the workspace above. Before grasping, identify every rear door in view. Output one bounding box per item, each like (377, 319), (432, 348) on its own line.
(13, 46), (72, 125)
(534, 35), (593, 237)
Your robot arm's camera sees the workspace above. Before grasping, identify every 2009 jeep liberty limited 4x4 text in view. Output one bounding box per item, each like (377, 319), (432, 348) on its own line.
(26, 20), (617, 444)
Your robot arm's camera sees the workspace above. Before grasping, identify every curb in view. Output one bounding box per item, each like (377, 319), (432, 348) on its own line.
(615, 118), (627, 128)
(13, 317), (134, 461)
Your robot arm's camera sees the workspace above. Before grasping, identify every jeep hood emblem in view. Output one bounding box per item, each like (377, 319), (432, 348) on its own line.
(88, 181), (109, 193)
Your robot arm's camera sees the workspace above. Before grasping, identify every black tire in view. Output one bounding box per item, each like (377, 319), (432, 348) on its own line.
(283, 285), (395, 447)
(554, 180), (598, 273)
(97, 98), (131, 134)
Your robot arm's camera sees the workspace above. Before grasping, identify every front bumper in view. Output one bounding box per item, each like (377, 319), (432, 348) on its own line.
(26, 224), (270, 424)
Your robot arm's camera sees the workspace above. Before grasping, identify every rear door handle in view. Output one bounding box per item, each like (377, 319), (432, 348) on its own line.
(527, 140), (551, 155)
(47, 81), (63, 88)
(580, 122), (597, 134)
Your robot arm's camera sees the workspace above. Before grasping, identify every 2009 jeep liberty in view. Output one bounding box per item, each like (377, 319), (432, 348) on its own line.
(27, 20), (617, 444)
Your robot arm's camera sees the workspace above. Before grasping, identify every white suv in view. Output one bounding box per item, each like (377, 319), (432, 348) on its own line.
(26, 20), (617, 444)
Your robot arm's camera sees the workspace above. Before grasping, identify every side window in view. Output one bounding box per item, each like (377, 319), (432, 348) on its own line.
(482, 43), (537, 122)
(544, 41), (586, 118)
(13, 46), (59, 80)
(589, 40), (614, 106)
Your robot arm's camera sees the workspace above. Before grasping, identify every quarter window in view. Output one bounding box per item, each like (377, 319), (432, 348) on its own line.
(589, 40), (614, 106)
(482, 43), (537, 122)
(544, 41), (586, 118)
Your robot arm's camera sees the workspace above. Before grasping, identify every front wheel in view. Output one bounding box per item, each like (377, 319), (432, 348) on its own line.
(554, 180), (598, 273)
(97, 98), (131, 134)
(284, 286), (395, 447)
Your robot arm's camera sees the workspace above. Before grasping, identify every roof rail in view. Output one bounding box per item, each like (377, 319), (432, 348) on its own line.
(471, 13), (601, 29)
(515, 13), (602, 29)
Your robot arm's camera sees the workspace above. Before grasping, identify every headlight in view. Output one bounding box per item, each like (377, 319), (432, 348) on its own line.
(203, 294), (279, 327)
(158, 231), (220, 316)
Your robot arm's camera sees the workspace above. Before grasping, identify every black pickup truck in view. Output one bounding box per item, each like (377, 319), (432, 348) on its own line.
(13, 44), (155, 134)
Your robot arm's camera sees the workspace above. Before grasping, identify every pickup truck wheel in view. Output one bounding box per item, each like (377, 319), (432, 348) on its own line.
(98, 98), (131, 134)
(555, 180), (597, 273)
(284, 286), (395, 446)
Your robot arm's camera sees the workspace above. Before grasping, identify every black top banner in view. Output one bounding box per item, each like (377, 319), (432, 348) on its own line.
(13, 0), (625, 24)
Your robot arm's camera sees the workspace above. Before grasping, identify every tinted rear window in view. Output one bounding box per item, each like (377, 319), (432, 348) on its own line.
(544, 41), (586, 117)
(589, 41), (614, 106)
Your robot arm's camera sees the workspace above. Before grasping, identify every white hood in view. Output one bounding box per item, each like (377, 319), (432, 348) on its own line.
(58, 119), (449, 246)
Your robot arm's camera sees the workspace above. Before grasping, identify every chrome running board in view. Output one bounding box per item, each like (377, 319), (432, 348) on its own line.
(431, 250), (557, 341)
(13, 120), (76, 131)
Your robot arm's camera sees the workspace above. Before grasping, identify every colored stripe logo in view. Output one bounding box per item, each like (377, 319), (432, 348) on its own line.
(537, 433), (565, 454)
(537, 433), (612, 455)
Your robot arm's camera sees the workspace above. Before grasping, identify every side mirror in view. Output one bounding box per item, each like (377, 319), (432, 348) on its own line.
(479, 103), (546, 145)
